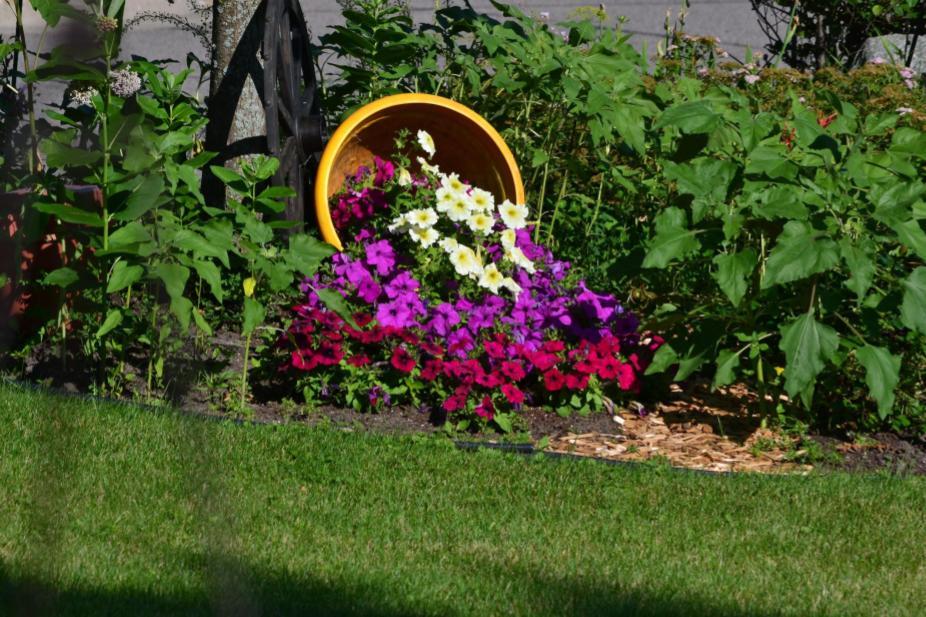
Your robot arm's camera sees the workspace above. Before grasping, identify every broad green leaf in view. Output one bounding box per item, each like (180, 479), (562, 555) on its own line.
(112, 174), (165, 222)
(242, 297), (266, 335)
(779, 311), (839, 400)
(192, 260), (224, 303)
(287, 234), (335, 275)
(745, 145), (797, 180)
(95, 309), (123, 338)
(152, 262), (190, 301)
(30, 0), (78, 27)
(173, 229), (229, 267)
(642, 207), (700, 269)
(840, 240), (876, 302)
(712, 249), (757, 307)
(655, 100), (720, 134)
(40, 139), (101, 167)
(209, 165), (246, 186)
(254, 157), (280, 181)
(855, 345), (901, 420)
(750, 186), (808, 220)
(712, 348), (741, 389)
(42, 267), (78, 288)
(762, 221), (839, 288)
(192, 307), (213, 336)
(663, 158), (737, 201)
(892, 219), (926, 260)
(170, 295), (193, 331)
(108, 222), (152, 248)
(900, 267), (926, 334)
(493, 413), (513, 433)
(106, 261), (144, 293)
(32, 202), (103, 226)
(316, 288), (358, 328)
(644, 344), (677, 376)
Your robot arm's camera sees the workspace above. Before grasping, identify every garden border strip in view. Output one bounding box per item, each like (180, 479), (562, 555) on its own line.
(2, 377), (742, 476)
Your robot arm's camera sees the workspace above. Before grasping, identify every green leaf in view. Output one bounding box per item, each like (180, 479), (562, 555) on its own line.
(900, 267), (926, 334)
(112, 175), (165, 222)
(192, 260), (224, 303)
(192, 307), (213, 336)
(712, 348), (741, 389)
(286, 234), (335, 275)
(644, 344), (677, 376)
(316, 288), (358, 329)
(95, 309), (123, 338)
(173, 229), (229, 266)
(840, 240), (876, 302)
(209, 165), (246, 186)
(40, 139), (101, 167)
(750, 186), (809, 220)
(42, 267), (78, 288)
(712, 249), (756, 307)
(152, 262), (190, 301)
(855, 345), (901, 420)
(745, 145), (797, 180)
(663, 158), (737, 201)
(655, 100), (720, 134)
(892, 219), (926, 260)
(32, 202), (103, 226)
(762, 221), (839, 288)
(493, 413), (513, 433)
(30, 0), (78, 27)
(108, 221), (152, 248)
(254, 157), (280, 181)
(242, 297), (266, 335)
(779, 311), (839, 400)
(106, 261), (144, 293)
(170, 295), (193, 331)
(642, 207), (700, 269)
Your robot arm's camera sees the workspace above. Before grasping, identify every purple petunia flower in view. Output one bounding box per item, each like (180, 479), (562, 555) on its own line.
(365, 239), (396, 276)
(427, 302), (461, 337)
(376, 299), (413, 328)
(384, 271), (420, 299)
(357, 277), (382, 304)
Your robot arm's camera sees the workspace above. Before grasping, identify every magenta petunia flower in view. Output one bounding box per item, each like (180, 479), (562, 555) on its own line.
(365, 239), (396, 276)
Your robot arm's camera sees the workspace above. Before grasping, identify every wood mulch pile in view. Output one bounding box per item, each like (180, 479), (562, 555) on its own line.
(545, 384), (813, 474)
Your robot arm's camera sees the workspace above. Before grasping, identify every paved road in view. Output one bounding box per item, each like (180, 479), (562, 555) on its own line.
(6, 0), (772, 108)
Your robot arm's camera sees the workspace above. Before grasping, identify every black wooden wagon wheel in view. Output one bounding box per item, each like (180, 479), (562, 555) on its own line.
(262, 0), (327, 229)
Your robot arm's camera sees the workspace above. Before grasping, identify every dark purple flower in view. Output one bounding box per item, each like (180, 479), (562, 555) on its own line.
(427, 302), (460, 337)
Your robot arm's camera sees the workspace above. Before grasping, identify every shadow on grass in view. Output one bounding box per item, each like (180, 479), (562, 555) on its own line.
(1, 561), (792, 617)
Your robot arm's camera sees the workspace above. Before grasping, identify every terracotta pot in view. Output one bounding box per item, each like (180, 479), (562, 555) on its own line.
(314, 93), (525, 251)
(0, 185), (100, 347)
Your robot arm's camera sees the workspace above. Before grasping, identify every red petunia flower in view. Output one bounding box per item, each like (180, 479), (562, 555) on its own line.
(530, 351), (558, 372)
(483, 340), (506, 359)
(421, 359), (443, 381)
(565, 373), (589, 391)
(544, 368), (565, 392)
(617, 363), (638, 392)
(347, 354), (371, 367)
(474, 396), (495, 421)
(291, 350), (318, 371)
(390, 346), (416, 373)
(315, 341), (344, 366)
(500, 383), (525, 404)
(501, 360), (526, 381)
(596, 356), (622, 380)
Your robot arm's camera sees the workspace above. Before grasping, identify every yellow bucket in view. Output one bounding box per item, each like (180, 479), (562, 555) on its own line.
(314, 93), (525, 250)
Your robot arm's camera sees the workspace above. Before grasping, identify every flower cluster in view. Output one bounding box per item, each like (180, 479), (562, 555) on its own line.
(109, 68), (142, 98)
(288, 132), (659, 426)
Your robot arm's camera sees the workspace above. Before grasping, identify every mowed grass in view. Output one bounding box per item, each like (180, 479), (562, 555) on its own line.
(1, 383), (925, 616)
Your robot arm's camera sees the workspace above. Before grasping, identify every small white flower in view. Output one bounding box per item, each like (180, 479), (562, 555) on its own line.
(439, 237), (459, 253)
(446, 195), (473, 222)
(440, 172), (467, 195)
(505, 245), (536, 273)
(417, 156), (440, 175)
(69, 87), (98, 107)
(408, 208), (438, 228)
(388, 214), (408, 232)
(498, 200), (528, 229)
(435, 186), (457, 213)
(470, 187), (495, 211)
(397, 168), (412, 186)
(449, 245), (480, 277)
(409, 226), (439, 247)
(499, 228), (517, 249)
(467, 211), (494, 234)
(871, 56), (887, 65)
(502, 277), (522, 295)
(478, 263), (505, 294)
(110, 68), (142, 98)
(744, 74), (760, 85)
(897, 107), (915, 116)
(417, 129), (436, 158)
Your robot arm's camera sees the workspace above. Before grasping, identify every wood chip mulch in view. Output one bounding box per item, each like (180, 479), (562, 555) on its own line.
(545, 384), (813, 474)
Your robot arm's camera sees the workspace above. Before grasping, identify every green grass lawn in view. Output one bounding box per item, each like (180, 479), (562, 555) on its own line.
(1, 383), (925, 616)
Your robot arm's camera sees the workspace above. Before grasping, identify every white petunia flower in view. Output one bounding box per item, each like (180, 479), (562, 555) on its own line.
(407, 208), (438, 228)
(498, 200), (528, 229)
(417, 130), (436, 158)
(417, 156), (440, 175)
(506, 245), (536, 273)
(470, 188), (495, 212)
(478, 263), (505, 294)
(397, 167), (412, 186)
(502, 277), (522, 295)
(388, 214), (408, 233)
(440, 172), (467, 195)
(439, 237), (459, 253)
(446, 194), (473, 222)
(467, 211), (494, 234)
(499, 228), (517, 249)
(409, 226), (439, 247)
(435, 186), (457, 213)
(449, 245), (480, 277)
